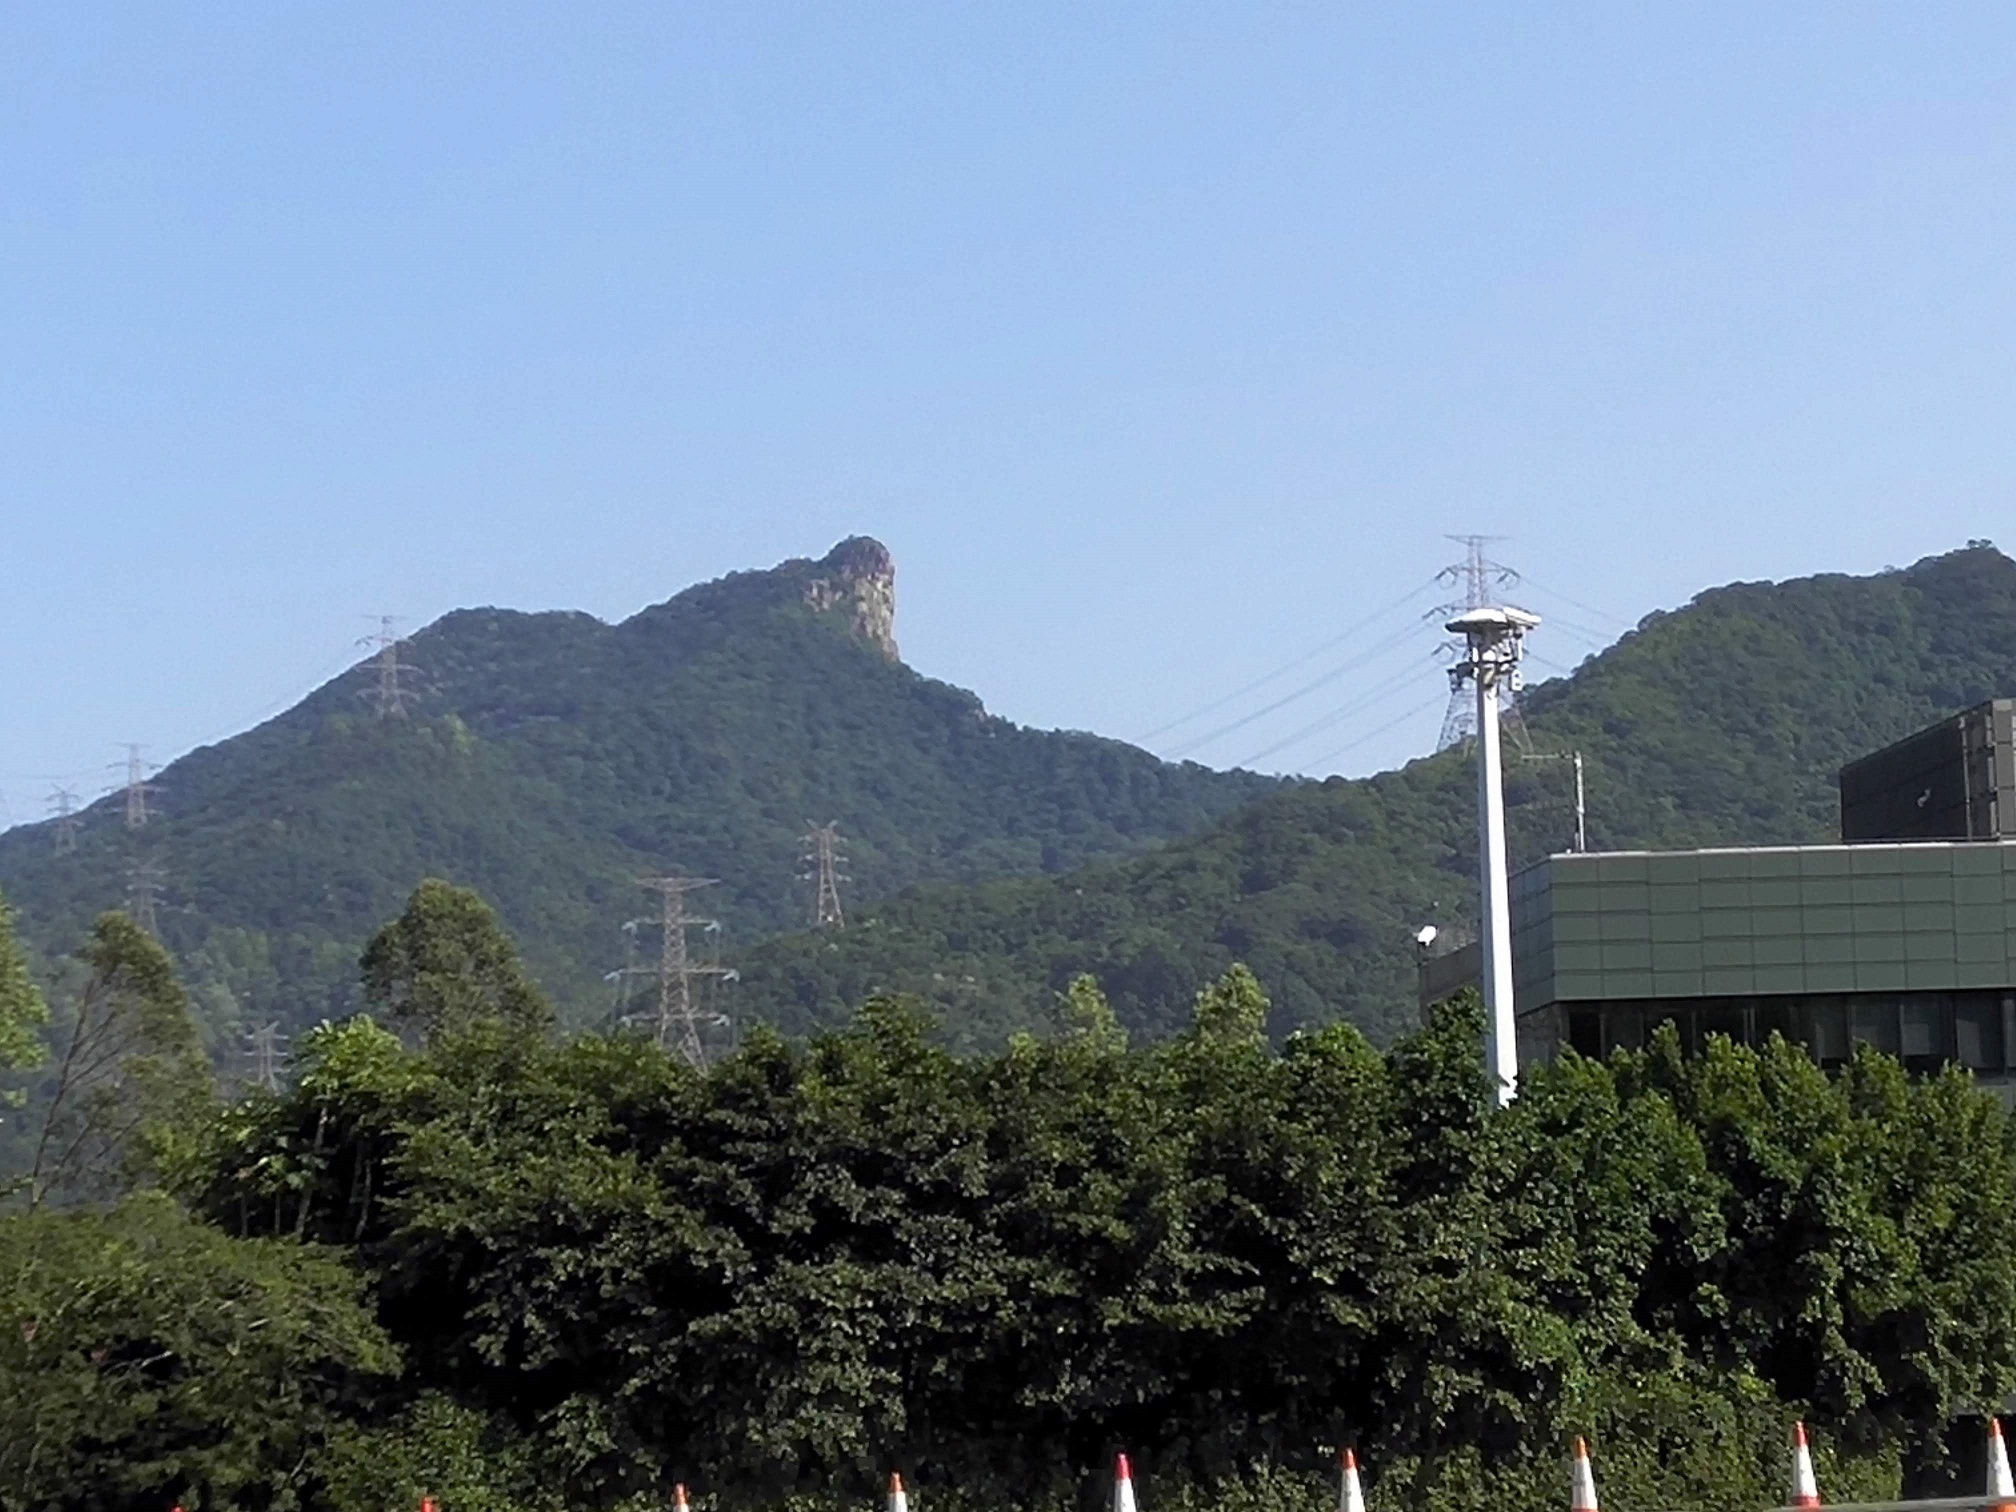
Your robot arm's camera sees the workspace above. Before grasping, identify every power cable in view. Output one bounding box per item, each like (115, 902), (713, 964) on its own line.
(1134, 580), (1435, 742)
(1525, 650), (1583, 679)
(1233, 651), (1445, 768)
(1515, 576), (1633, 631)
(1166, 617), (1430, 759)
(1300, 694), (1449, 772)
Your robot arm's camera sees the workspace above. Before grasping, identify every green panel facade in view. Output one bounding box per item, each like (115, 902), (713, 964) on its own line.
(1511, 842), (2016, 1014)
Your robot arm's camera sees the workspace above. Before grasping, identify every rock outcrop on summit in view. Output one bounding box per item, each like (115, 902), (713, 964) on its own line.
(802, 537), (898, 661)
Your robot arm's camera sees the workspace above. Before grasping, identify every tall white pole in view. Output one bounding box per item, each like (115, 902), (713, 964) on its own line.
(1475, 662), (1518, 1104)
(1572, 751), (1587, 854)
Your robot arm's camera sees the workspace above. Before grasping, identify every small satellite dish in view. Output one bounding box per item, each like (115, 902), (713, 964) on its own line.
(1414, 924), (1438, 948)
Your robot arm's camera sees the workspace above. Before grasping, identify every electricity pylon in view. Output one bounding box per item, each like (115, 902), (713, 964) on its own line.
(358, 616), (424, 718)
(800, 822), (848, 928)
(635, 876), (737, 1068)
(1435, 537), (1529, 752)
(47, 787), (81, 853)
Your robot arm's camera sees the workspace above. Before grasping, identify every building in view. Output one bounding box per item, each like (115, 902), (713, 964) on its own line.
(1507, 840), (2016, 1081)
(1424, 704), (2016, 1094)
(1840, 698), (2016, 843)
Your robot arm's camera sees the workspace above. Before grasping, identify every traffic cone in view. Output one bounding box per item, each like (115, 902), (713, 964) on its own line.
(1571, 1437), (1599, 1512)
(1989, 1418), (2014, 1512)
(1788, 1422), (1820, 1510)
(674, 1485), (691, 1512)
(1113, 1453), (1138, 1512)
(889, 1472), (909, 1512)
(1338, 1448), (1365, 1512)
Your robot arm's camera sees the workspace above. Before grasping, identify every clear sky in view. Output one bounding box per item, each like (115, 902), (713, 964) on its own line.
(4, 4), (2014, 828)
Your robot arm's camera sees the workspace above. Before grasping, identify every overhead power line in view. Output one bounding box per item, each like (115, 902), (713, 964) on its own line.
(1232, 650), (1446, 769)
(1513, 575), (1632, 631)
(1166, 617), (1431, 759)
(1302, 694), (1449, 772)
(1134, 580), (1435, 743)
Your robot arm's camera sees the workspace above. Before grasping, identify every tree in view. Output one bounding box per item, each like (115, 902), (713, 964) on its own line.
(0, 892), (48, 1083)
(27, 913), (209, 1209)
(0, 1192), (397, 1510)
(361, 879), (552, 1042)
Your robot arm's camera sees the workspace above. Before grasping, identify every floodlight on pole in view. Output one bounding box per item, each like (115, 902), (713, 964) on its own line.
(1445, 603), (1540, 1105)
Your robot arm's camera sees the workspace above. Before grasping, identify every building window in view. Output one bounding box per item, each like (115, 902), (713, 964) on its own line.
(1853, 998), (1901, 1056)
(1900, 995), (1949, 1071)
(1607, 1008), (1646, 1052)
(1567, 1008), (1602, 1058)
(1955, 996), (2004, 1070)
(1811, 999), (1851, 1066)
(1698, 1000), (1748, 1046)
(1754, 998), (1802, 1047)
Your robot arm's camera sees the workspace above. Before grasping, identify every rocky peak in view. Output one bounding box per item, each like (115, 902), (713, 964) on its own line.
(803, 536), (898, 660)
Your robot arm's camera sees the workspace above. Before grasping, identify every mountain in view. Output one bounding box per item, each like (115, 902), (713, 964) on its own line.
(732, 543), (2016, 1048)
(0, 538), (1277, 1041)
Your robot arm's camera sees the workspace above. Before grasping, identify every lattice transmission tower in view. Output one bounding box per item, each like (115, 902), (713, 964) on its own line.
(125, 860), (167, 939)
(800, 822), (848, 929)
(358, 616), (424, 718)
(47, 787), (81, 853)
(244, 1022), (288, 1093)
(115, 744), (161, 828)
(1435, 537), (1529, 753)
(632, 876), (738, 1068)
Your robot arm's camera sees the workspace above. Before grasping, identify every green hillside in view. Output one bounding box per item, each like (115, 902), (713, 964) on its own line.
(0, 539), (1275, 1042)
(734, 543), (2016, 1048)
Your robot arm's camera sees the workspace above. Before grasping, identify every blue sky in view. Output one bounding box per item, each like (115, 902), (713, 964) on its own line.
(4, 4), (2014, 827)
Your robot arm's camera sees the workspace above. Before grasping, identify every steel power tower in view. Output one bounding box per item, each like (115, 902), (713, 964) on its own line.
(800, 822), (848, 929)
(636, 876), (737, 1068)
(47, 787), (81, 853)
(244, 1022), (288, 1093)
(358, 616), (424, 718)
(115, 745), (160, 829)
(125, 860), (167, 940)
(1434, 537), (1527, 753)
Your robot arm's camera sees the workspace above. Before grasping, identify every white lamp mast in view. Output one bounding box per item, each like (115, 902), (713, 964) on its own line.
(1445, 604), (1541, 1105)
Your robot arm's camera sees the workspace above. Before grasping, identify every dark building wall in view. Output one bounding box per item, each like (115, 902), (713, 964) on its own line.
(1840, 700), (2016, 842)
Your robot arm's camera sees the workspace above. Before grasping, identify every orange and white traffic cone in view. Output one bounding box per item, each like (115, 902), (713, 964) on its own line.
(1989, 1418), (2014, 1512)
(1338, 1448), (1365, 1512)
(888, 1473), (909, 1512)
(674, 1485), (691, 1512)
(1788, 1422), (1820, 1510)
(1113, 1453), (1138, 1512)
(1571, 1437), (1599, 1512)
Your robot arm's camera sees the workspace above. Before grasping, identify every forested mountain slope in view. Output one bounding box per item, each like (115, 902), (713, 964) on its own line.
(736, 543), (2016, 1048)
(0, 539), (1275, 1039)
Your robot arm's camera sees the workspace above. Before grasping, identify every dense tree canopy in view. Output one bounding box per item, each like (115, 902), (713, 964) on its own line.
(159, 972), (2010, 1512)
(0, 875), (2007, 1512)
(0, 1193), (396, 1511)
(361, 880), (552, 1042)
